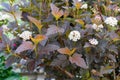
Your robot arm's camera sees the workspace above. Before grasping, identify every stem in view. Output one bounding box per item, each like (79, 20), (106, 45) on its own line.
(96, 1), (104, 22)
(57, 66), (74, 78)
(113, 61), (116, 80)
(29, 0), (32, 29)
(12, 12), (19, 26)
(9, 0), (19, 29)
(77, 9), (79, 18)
(34, 44), (38, 58)
(57, 20), (59, 27)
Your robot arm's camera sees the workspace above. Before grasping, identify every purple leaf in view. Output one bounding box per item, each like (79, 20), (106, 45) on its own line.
(108, 54), (116, 62)
(46, 25), (65, 37)
(27, 59), (35, 72)
(40, 44), (60, 54)
(69, 53), (88, 69)
(15, 41), (34, 54)
(5, 55), (20, 68)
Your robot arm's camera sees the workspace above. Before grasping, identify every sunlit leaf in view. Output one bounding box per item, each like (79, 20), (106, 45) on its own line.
(50, 3), (63, 20)
(75, 19), (85, 26)
(57, 47), (76, 56)
(69, 53), (88, 69)
(64, 10), (69, 18)
(15, 41), (34, 53)
(27, 16), (43, 31)
(31, 34), (46, 44)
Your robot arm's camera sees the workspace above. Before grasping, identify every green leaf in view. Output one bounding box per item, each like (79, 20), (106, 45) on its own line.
(20, 76), (29, 80)
(87, 77), (94, 80)
(5, 76), (20, 80)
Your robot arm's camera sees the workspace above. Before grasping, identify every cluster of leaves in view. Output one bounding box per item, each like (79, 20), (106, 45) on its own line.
(0, 0), (120, 80)
(0, 52), (28, 80)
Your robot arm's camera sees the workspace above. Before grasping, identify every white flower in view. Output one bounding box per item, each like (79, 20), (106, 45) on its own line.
(51, 78), (56, 80)
(81, 3), (88, 9)
(78, 0), (82, 2)
(68, 30), (81, 42)
(89, 38), (98, 45)
(19, 31), (32, 41)
(104, 17), (118, 27)
(92, 24), (104, 31)
(98, 24), (104, 28)
(118, 8), (120, 12)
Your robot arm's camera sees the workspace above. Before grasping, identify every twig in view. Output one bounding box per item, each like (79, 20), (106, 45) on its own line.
(56, 66), (74, 78)
(94, 0), (104, 22)
(113, 62), (116, 80)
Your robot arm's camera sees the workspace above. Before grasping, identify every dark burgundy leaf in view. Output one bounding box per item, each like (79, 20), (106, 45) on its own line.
(40, 44), (60, 54)
(0, 43), (5, 50)
(51, 55), (69, 67)
(108, 45), (118, 55)
(45, 25), (65, 37)
(69, 53), (88, 69)
(98, 40), (108, 53)
(109, 31), (120, 41)
(27, 59), (35, 72)
(108, 54), (116, 62)
(5, 55), (20, 68)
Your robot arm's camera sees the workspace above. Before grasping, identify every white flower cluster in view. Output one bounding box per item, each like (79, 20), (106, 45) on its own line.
(104, 17), (118, 27)
(89, 38), (98, 45)
(81, 3), (88, 9)
(0, 12), (10, 20)
(78, 0), (82, 2)
(18, 31), (32, 41)
(68, 30), (81, 42)
(92, 24), (104, 31)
